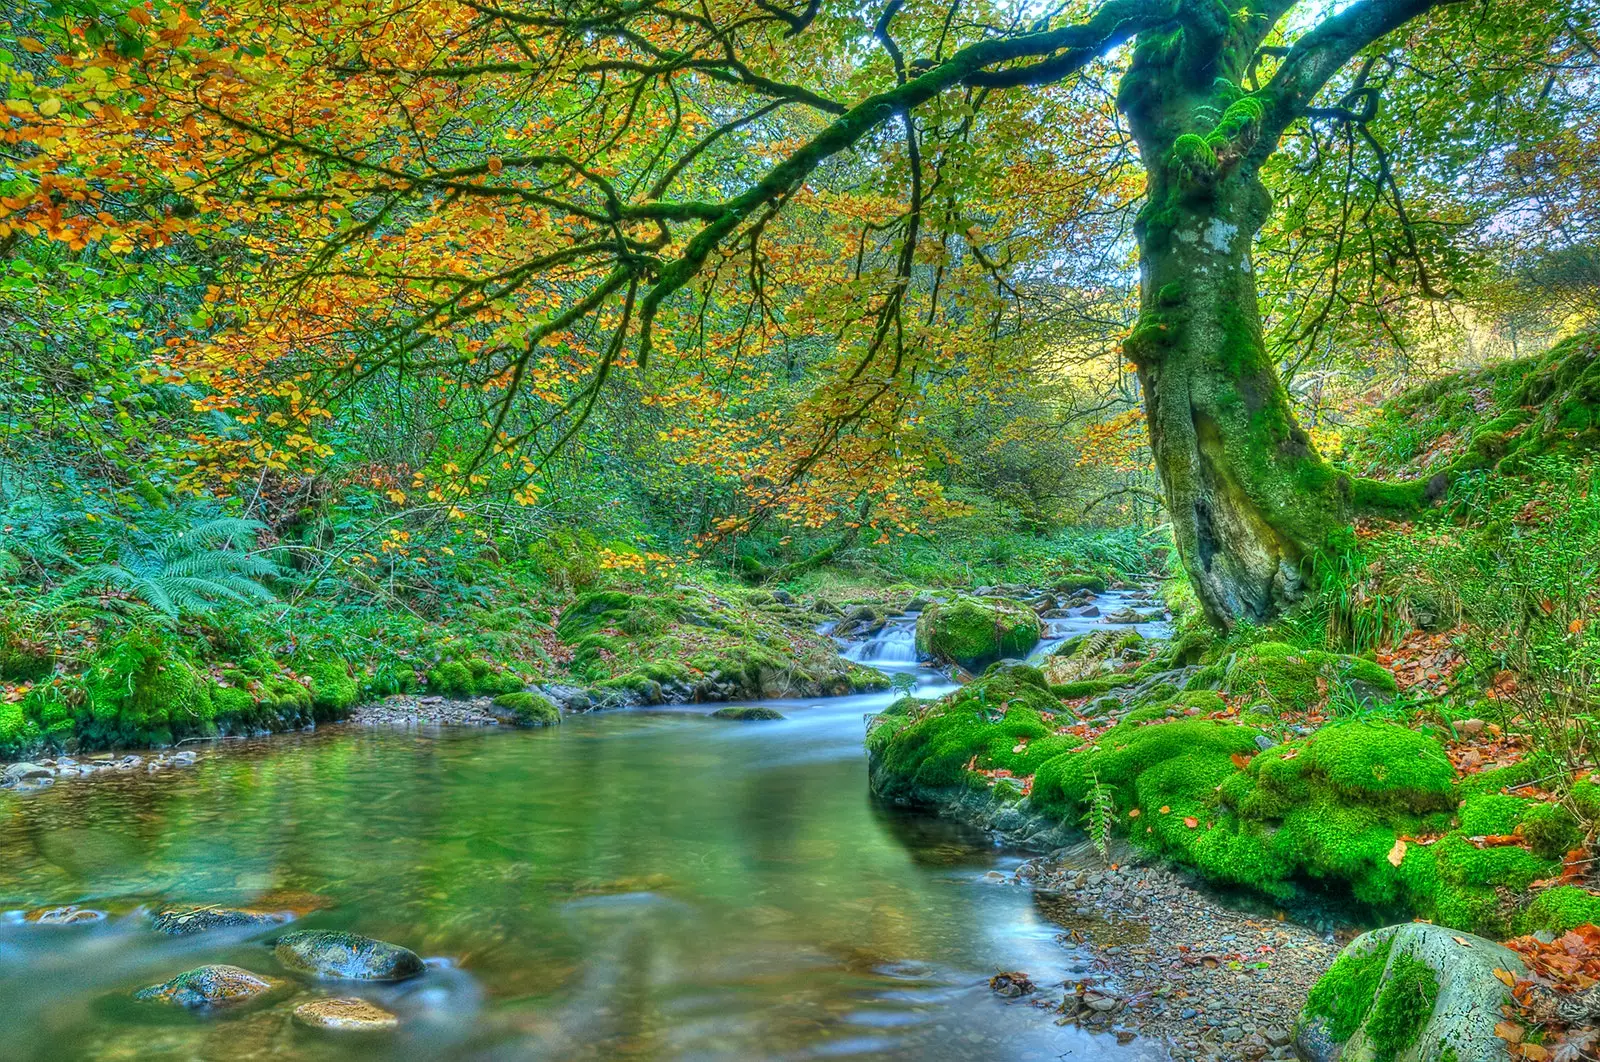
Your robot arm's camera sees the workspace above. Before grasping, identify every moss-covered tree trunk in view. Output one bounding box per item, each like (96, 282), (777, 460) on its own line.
(1119, 31), (1354, 629)
(1127, 170), (1348, 627)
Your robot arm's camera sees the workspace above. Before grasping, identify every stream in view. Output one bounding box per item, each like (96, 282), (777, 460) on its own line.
(0, 591), (1173, 1062)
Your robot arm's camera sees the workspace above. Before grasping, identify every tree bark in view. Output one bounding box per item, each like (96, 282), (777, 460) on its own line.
(1127, 168), (1350, 628)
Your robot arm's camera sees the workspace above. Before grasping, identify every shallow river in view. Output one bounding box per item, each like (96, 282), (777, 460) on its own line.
(0, 605), (1170, 1062)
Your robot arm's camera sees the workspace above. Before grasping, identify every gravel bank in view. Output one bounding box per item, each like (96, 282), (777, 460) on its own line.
(989, 845), (1348, 1060)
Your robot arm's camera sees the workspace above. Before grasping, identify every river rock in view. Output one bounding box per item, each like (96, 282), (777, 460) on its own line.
(153, 904), (293, 935)
(23, 904), (107, 925)
(709, 706), (785, 721)
(273, 930), (425, 981)
(3, 762), (52, 782)
(292, 996), (399, 1031)
(1294, 923), (1525, 1062)
(134, 964), (280, 1008)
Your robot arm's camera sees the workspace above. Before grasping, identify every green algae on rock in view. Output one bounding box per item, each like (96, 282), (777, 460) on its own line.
(709, 705), (785, 721)
(490, 691), (561, 727)
(272, 930), (424, 981)
(133, 964), (281, 1008)
(914, 597), (1041, 671)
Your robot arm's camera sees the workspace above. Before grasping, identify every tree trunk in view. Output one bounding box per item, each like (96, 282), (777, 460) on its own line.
(1127, 170), (1350, 629)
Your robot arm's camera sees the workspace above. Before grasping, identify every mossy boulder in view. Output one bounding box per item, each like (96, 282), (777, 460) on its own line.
(272, 930), (424, 982)
(1222, 642), (1396, 712)
(490, 691), (561, 727)
(1297, 923), (1523, 1062)
(710, 706), (785, 721)
(914, 597), (1041, 671)
(134, 964), (281, 1008)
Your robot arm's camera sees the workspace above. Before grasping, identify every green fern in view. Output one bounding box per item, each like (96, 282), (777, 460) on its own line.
(49, 516), (280, 623)
(1084, 771), (1117, 863)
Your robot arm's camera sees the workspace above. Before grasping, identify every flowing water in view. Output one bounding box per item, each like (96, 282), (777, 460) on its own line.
(0, 599), (1173, 1062)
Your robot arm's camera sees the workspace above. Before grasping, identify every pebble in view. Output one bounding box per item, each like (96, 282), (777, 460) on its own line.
(349, 696), (499, 727)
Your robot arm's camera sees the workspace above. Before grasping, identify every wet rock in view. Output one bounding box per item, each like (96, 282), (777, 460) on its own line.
(709, 706), (785, 721)
(1076, 605), (1101, 618)
(153, 905), (293, 936)
(769, 589), (795, 606)
(3, 762), (52, 782)
(292, 996), (399, 1031)
(989, 971), (1035, 997)
(273, 930), (425, 981)
(134, 964), (279, 1008)
(23, 904), (107, 925)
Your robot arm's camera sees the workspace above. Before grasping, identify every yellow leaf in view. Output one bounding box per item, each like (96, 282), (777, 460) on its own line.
(38, 98), (61, 117)
(386, 489), (406, 504)
(1492, 968), (1516, 987)
(1387, 838), (1407, 867)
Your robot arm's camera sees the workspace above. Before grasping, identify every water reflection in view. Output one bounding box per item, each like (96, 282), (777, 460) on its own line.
(0, 678), (1158, 1061)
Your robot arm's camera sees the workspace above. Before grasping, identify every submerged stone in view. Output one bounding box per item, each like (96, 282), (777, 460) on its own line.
(272, 930), (425, 981)
(133, 964), (279, 1008)
(153, 905), (293, 936)
(709, 706), (785, 721)
(23, 904), (107, 926)
(292, 997), (399, 1031)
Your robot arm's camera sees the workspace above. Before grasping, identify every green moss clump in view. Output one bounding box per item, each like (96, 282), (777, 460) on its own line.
(427, 657), (520, 697)
(1303, 935), (1394, 1043)
(1223, 642), (1396, 711)
(867, 669), (1067, 799)
(491, 691), (560, 727)
(1518, 886), (1600, 936)
(305, 658), (359, 714)
(1251, 722), (1455, 814)
(1363, 952), (1439, 1061)
(1521, 802), (1583, 859)
(914, 597), (1041, 671)
(0, 699), (29, 754)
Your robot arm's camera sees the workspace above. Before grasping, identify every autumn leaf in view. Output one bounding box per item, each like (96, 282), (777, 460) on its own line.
(1387, 838), (1407, 867)
(1496, 1021), (1526, 1044)
(1493, 968), (1517, 987)
(1183, 816), (1199, 829)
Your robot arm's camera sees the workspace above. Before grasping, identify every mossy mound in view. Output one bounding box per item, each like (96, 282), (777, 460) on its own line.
(491, 691), (561, 727)
(1221, 642), (1396, 713)
(867, 666), (1580, 935)
(867, 666), (1068, 801)
(1346, 331), (1600, 484)
(914, 597), (1041, 671)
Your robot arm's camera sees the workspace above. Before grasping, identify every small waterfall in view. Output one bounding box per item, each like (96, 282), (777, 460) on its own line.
(842, 625), (921, 664)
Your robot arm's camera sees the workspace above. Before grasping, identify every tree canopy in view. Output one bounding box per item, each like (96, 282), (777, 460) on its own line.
(2, 0), (1597, 619)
